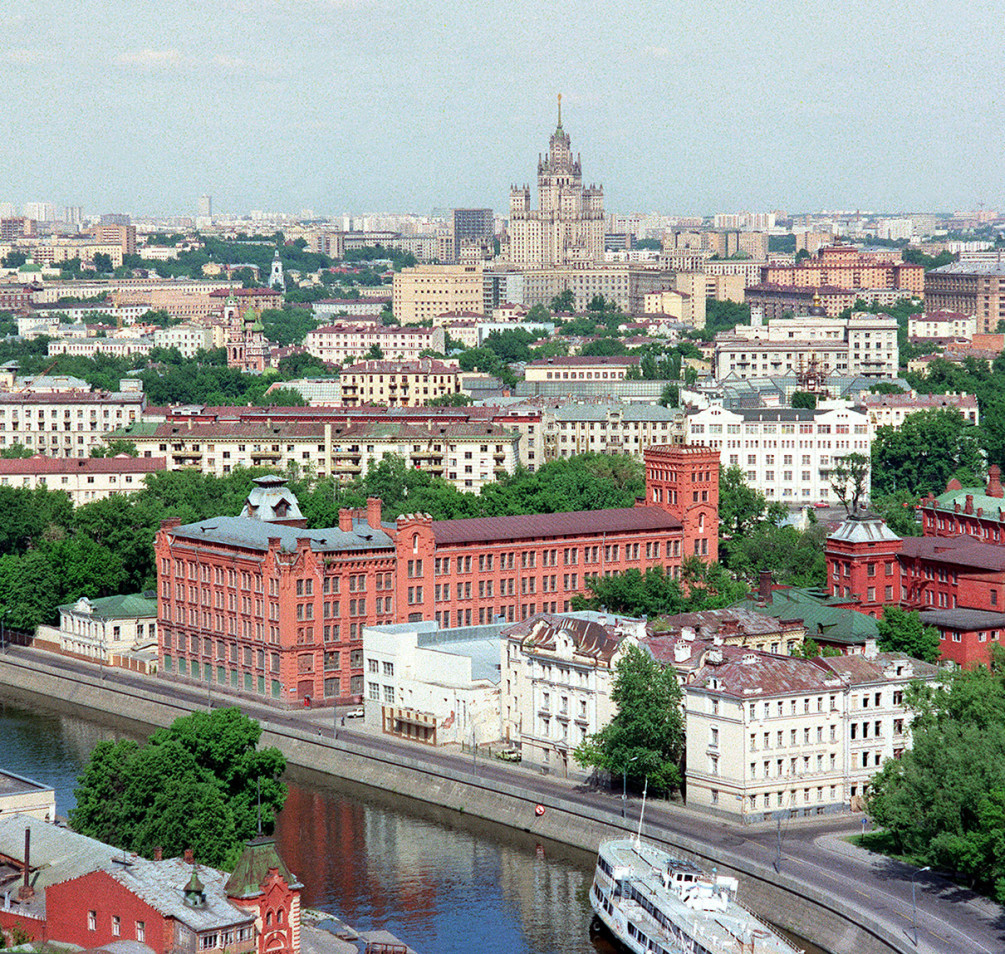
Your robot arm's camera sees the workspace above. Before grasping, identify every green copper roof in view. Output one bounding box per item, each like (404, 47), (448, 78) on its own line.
(225, 836), (301, 899)
(58, 592), (157, 620)
(932, 485), (1005, 517)
(732, 587), (879, 645)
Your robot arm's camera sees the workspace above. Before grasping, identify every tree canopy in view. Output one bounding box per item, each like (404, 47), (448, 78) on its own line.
(876, 607), (941, 663)
(574, 643), (685, 795)
(69, 707), (286, 869)
(868, 650), (1005, 901)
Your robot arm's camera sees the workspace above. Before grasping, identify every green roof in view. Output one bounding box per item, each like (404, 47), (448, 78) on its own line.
(932, 485), (1005, 517)
(225, 837), (301, 898)
(731, 587), (879, 645)
(59, 592), (158, 620)
(110, 421), (160, 437)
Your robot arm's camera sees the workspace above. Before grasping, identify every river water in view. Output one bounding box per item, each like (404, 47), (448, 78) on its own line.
(0, 691), (824, 954)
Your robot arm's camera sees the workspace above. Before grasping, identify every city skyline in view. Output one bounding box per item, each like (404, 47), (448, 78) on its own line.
(3, 2), (1004, 216)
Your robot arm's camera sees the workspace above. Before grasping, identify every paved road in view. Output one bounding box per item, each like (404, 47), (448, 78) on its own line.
(3, 646), (1002, 954)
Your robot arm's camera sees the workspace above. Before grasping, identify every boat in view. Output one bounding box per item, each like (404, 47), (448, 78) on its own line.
(590, 836), (803, 954)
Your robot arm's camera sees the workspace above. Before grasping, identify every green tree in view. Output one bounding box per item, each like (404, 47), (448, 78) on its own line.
(791, 390), (817, 409)
(550, 289), (575, 313)
(872, 409), (985, 496)
(366, 343), (384, 359)
(525, 303), (551, 323)
(0, 443), (33, 459)
(876, 607), (941, 663)
(574, 644), (685, 795)
(870, 491), (922, 536)
(2, 251), (28, 268)
(90, 439), (139, 458)
(92, 252), (114, 274)
(718, 465), (784, 538)
(70, 708), (286, 869)
(831, 452), (870, 516)
(581, 337), (628, 357)
(427, 392), (473, 407)
(658, 383), (679, 407)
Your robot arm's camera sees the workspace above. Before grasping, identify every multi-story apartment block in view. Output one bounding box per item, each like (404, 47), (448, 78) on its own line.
(744, 283), (857, 319)
(715, 309), (899, 380)
(0, 387), (145, 458)
(339, 358), (460, 407)
(451, 208), (495, 265)
(152, 323), (216, 358)
(305, 323), (445, 364)
(924, 259), (1005, 333)
(521, 265), (669, 314)
(500, 611), (646, 773)
(48, 336), (153, 358)
(524, 355), (640, 382)
(762, 243), (924, 295)
(860, 390), (978, 429)
(155, 445), (719, 706)
(907, 309), (976, 340)
(85, 223), (137, 256)
(685, 404), (871, 504)
(0, 455), (165, 504)
(684, 642), (938, 820)
(507, 100), (604, 267)
(543, 403), (682, 461)
(312, 298), (390, 320)
(392, 264), (484, 324)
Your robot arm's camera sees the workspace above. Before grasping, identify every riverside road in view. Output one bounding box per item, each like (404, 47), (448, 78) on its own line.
(2, 645), (1001, 954)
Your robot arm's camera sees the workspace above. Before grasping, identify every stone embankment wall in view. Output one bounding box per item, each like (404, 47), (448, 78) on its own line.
(0, 654), (913, 954)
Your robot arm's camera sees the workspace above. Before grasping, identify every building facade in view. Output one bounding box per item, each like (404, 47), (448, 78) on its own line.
(924, 259), (1005, 333)
(507, 99), (604, 267)
(305, 323), (445, 364)
(524, 355), (640, 382)
(392, 264), (484, 324)
(338, 358), (461, 407)
(762, 244), (924, 294)
(0, 454), (164, 504)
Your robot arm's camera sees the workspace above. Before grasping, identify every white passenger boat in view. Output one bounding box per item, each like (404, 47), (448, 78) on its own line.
(590, 836), (803, 954)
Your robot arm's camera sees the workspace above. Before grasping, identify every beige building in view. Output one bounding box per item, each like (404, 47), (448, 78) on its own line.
(860, 391), (979, 429)
(48, 336), (153, 358)
(907, 309), (977, 340)
(522, 265), (669, 314)
(543, 403), (682, 461)
(0, 771), (55, 823)
(305, 323), (445, 364)
(0, 388), (146, 458)
(643, 287), (704, 328)
(152, 322), (216, 358)
(27, 241), (124, 268)
(392, 264), (484, 324)
(56, 592), (158, 664)
(339, 358), (461, 407)
(524, 355), (640, 382)
(500, 611), (645, 774)
(507, 101), (605, 267)
(684, 643), (938, 820)
(0, 455), (166, 504)
(924, 260), (1005, 334)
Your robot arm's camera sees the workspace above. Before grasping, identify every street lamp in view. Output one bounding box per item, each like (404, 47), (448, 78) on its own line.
(622, 756), (638, 819)
(911, 865), (930, 946)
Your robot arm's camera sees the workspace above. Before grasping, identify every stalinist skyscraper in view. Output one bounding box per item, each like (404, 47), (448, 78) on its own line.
(506, 95), (605, 267)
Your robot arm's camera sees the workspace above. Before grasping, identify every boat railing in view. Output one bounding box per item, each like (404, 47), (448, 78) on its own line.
(731, 898), (804, 954)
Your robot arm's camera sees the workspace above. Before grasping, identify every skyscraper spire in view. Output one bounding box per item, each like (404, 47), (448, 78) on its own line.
(557, 92), (562, 131)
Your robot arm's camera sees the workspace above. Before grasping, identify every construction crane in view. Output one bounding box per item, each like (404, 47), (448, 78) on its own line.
(15, 357), (60, 393)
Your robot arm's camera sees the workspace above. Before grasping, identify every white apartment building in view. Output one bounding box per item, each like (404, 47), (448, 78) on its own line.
(48, 336), (153, 358)
(716, 312), (899, 380)
(543, 403), (682, 461)
(305, 323), (446, 364)
(0, 388), (146, 458)
(685, 404), (872, 504)
(859, 391), (979, 429)
(500, 611), (646, 775)
(153, 323), (215, 358)
(361, 619), (504, 746)
(524, 356), (640, 382)
(0, 455), (166, 504)
(313, 298), (390, 320)
(907, 310), (976, 340)
(684, 643), (939, 821)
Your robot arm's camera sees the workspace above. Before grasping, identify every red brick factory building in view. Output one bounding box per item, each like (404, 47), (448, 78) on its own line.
(154, 445), (719, 705)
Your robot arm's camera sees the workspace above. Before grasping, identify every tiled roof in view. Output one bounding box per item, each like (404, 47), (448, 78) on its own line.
(861, 393), (977, 409)
(225, 836), (301, 898)
(0, 455), (166, 475)
(433, 505), (681, 545)
(689, 650), (841, 698)
(899, 535), (1005, 571)
(930, 485), (1005, 517)
(929, 260), (1005, 276)
(828, 515), (901, 545)
(0, 391), (143, 404)
(341, 359), (457, 374)
(502, 611), (640, 664)
(651, 607), (795, 639)
(552, 403), (679, 422)
(732, 587), (879, 644)
(816, 652), (939, 686)
(920, 608), (1005, 630)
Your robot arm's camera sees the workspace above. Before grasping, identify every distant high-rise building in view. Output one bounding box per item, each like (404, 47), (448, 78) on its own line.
(507, 95), (604, 267)
(61, 206), (83, 226)
(198, 194), (213, 220)
(0, 202), (16, 218)
(99, 213), (131, 226)
(23, 202), (56, 222)
(451, 208), (494, 264)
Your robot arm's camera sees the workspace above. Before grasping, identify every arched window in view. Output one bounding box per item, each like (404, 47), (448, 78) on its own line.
(412, 533), (419, 554)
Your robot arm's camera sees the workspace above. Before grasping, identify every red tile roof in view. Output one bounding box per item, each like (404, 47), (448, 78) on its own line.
(899, 535), (1005, 572)
(0, 455), (166, 475)
(433, 505), (681, 545)
(526, 355), (640, 368)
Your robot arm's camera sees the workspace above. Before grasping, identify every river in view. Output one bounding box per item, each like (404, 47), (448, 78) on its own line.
(0, 691), (824, 954)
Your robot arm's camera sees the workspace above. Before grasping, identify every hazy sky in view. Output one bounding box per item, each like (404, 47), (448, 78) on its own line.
(3, 1), (1003, 218)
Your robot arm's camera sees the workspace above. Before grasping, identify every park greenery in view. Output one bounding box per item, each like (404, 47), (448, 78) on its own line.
(574, 643), (685, 795)
(867, 649), (1005, 902)
(70, 708), (286, 869)
(876, 607), (941, 663)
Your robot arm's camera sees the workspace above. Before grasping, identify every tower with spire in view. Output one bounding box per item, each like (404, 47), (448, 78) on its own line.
(269, 248), (285, 291)
(507, 94), (605, 267)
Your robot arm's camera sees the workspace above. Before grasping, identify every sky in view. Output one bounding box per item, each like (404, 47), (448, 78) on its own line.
(2, 0), (1004, 218)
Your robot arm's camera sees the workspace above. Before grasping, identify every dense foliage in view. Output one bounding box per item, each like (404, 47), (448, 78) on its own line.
(868, 650), (1005, 901)
(574, 643), (686, 795)
(876, 607), (941, 663)
(70, 708), (286, 869)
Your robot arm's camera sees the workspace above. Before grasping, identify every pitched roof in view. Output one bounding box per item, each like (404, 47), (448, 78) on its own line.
(526, 355), (640, 367)
(225, 836), (301, 898)
(0, 455), (166, 476)
(899, 535), (1005, 572)
(816, 652), (938, 685)
(501, 611), (640, 664)
(731, 587), (879, 644)
(920, 608), (1005, 630)
(689, 650), (842, 698)
(169, 515), (394, 554)
(432, 505), (681, 545)
(59, 592), (158, 619)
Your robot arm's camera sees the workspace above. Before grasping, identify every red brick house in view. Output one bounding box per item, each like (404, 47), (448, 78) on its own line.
(155, 445), (720, 705)
(0, 817), (300, 954)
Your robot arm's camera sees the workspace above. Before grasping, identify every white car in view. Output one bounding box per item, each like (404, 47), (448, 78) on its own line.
(344, 706), (364, 719)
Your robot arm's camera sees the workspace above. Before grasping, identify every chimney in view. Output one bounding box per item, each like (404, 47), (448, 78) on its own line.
(19, 826), (33, 901)
(338, 508), (353, 532)
(988, 464), (1004, 499)
(367, 496), (382, 530)
(184, 848), (194, 864)
(759, 570), (773, 603)
(153, 846), (163, 861)
(965, 494), (974, 514)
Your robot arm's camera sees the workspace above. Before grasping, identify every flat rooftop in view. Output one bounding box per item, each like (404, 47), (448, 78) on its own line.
(0, 769), (54, 797)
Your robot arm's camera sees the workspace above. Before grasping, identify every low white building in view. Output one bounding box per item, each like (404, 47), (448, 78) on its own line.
(153, 322), (215, 358)
(860, 390), (979, 429)
(684, 642), (939, 821)
(685, 403), (872, 504)
(0, 454), (166, 504)
(908, 310), (976, 341)
(55, 592), (158, 664)
(500, 611), (646, 776)
(362, 620), (504, 746)
(305, 323), (445, 364)
(0, 771), (55, 823)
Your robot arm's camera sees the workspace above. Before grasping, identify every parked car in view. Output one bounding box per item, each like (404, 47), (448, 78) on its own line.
(344, 705), (365, 719)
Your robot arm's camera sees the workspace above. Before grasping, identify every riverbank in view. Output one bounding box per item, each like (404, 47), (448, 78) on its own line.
(0, 648), (993, 954)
